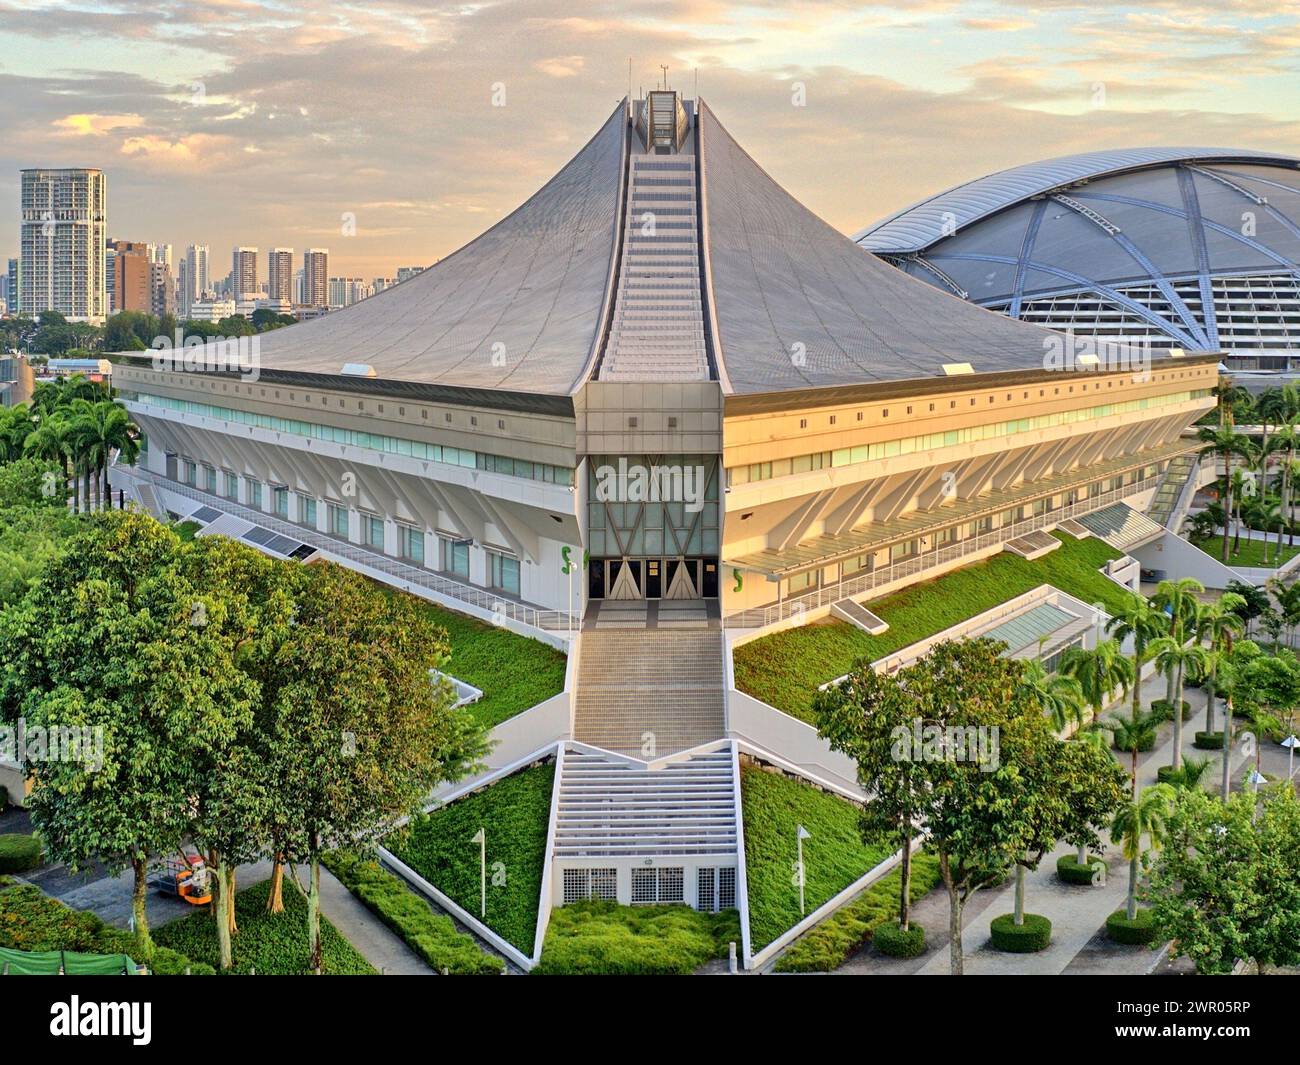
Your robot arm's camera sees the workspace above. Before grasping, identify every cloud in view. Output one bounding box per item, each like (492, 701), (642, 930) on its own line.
(534, 55), (586, 78)
(52, 113), (145, 136)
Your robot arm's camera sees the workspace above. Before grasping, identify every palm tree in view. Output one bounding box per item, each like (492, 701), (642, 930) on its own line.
(1151, 576), (1204, 706)
(1018, 657), (1086, 734)
(1194, 594), (1244, 734)
(75, 400), (138, 511)
(1110, 784), (1176, 922)
(1173, 755), (1212, 791)
(1106, 599), (1168, 724)
(1150, 636), (1206, 771)
(1198, 425), (1251, 563)
(22, 412), (74, 510)
(1060, 638), (1135, 725)
(1105, 707), (1163, 795)
(0, 404), (33, 461)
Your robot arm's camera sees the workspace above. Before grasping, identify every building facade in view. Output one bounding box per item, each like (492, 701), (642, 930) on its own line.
(19, 168), (107, 322)
(302, 248), (328, 308)
(267, 248), (293, 304)
(231, 246), (258, 299)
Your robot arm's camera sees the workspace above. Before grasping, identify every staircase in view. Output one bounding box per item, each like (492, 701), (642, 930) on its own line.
(553, 744), (737, 859)
(598, 152), (709, 381)
(573, 629), (726, 755)
(1146, 453), (1198, 529)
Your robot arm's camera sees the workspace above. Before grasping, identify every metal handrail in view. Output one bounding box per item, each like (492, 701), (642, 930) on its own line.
(724, 474), (1160, 630)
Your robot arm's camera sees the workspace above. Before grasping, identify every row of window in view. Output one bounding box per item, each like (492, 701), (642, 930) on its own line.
(176, 460), (521, 596)
(136, 392), (574, 486)
(730, 389), (1211, 486)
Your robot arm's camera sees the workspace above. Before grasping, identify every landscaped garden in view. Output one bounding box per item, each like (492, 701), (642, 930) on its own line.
(1190, 535), (1300, 569)
(401, 593), (568, 729)
(740, 763), (891, 950)
(533, 901), (740, 975)
(385, 761), (555, 955)
(734, 532), (1132, 722)
(154, 878), (375, 975)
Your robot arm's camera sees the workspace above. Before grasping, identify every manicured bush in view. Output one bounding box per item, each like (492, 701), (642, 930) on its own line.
(734, 533), (1133, 722)
(1194, 731), (1224, 750)
(872, 921), (926, 958)
(1152, 699), (1194, 723)
(1106, 908), (1159, 945)
(776, 852), (942, 973)
(1056, 853), (1106, 885)
(1155, 765), (1179, 785)
(154, 878), (375, 975)
(741, 765), (891, 950)
(533, 901), (739, 975)
(0, 833), (42, 874)
(386, 762), (554, 955)
(0, 881), (211, 973)
(989, 913), (1052, 953)
(324, 849), (503, 974)
(1113, 730), (1155, 753)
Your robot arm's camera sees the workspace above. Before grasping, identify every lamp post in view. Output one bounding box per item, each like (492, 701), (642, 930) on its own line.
(471, 828), (486, 918)
(1282, 735), (1299, 781)
(796, 824), (811, 915)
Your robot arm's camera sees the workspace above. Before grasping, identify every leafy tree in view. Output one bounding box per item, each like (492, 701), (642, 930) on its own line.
(0, 504), (79, 606)
(1110, 783), (1175, 921)
(0, 456), (62, 508)
(1224, 579), (1269, 625)
(1146, 786), (1300, 974)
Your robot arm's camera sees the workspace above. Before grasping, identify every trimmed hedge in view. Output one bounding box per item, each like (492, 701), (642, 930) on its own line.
(1056, 853), (1106, 886)
(0, 882), (211, 975)
(1155, 765), (1179, 785)
(1152, 699), (1194, 723)
(1194, 731), (1225, 750)
(1106, 908), (1159, 946)
(386, 762), (554, 955)
(154, 878), (374, 975)
(741, 765), (890, 950)
(775, 852), (942, 973)
(872, 921), (926, 958)
(323, 850), (503, 974)
(0, 833), (42, 874)
(733, 533), (1132, 722)
(989, 912), (1052, 953)
(533, 901), (739, 975)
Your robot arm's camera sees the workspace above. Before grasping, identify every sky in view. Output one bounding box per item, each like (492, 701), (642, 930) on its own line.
(3, 0), (1300, 280)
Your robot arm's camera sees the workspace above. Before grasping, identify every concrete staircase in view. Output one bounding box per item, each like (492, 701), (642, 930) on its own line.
(553, 744), (737, 859)
(572, 628), (726, 755)
(1146, 453), (1199, 529)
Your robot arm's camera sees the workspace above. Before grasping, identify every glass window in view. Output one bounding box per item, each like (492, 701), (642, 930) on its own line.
(223, 471), (238, 498)
(301, 497), (317, 528)
(400, 525), (424, 564)
(488, 551), (520, 595)
(247, 480), (263, 509)
(787, 569), (815, 593)
(441, 537), (470, 578)
(364, 514), (384, 550)
(329, 504), (348, 538)
(273, 486), (289, 518)
(202, 465), (217, 493)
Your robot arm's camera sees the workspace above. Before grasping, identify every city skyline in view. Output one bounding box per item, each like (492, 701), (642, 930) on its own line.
(3, 2), (1300, 278)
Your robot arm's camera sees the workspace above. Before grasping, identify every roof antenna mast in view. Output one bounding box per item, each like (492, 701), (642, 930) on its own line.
(660, 64), (669, 90)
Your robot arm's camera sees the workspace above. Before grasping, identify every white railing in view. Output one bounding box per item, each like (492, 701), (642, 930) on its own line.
(119, 466), (577, 632)
(725, 475), (1160, 630)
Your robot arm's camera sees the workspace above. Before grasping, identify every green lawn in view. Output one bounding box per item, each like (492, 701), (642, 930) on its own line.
(775, 851), (942, 972)
(733, 532), (1132, 723)
(741, 764), (891, 951)
(152, 878), (375, 975)
(402, 594), (568, 729)
(534, 901), (740, 975)
(1191, 535), (1300, 569)
(385, 762), (554, 955)
(173, 519), (201, 542)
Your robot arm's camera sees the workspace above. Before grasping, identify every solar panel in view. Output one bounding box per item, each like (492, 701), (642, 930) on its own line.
(288, 544), (316, 561)
(191, 506), (221, 524)
(266, 535), (298, 555)
(242, 527), (275, 546)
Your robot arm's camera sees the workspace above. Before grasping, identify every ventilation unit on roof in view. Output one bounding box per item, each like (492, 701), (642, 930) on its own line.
(340, 363), (377, 377)
(941, 362), (975, 376)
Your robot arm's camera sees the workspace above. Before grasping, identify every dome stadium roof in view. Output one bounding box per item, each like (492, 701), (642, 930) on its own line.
(237, 97), (1088, 398)
(853, 148), (1300, 352)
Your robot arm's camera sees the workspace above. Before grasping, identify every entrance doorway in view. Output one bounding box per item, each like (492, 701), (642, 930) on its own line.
(588, 556), (719, 600)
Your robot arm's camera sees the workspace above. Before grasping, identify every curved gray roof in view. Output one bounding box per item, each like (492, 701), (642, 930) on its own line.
(699, 101), (1066, 394)
(251, 102), (627, 396)
(856, 147), (1300, 254)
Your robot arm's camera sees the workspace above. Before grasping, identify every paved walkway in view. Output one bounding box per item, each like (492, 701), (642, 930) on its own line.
(824, 668), (1283, 975)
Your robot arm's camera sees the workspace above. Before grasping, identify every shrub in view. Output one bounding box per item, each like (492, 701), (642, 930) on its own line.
(989, 913), (1052, 953)
(872, 921), (926, 958)
(534, 901), (739, 975)
(1152, 699), (1194, 722)
(1155, 765), (1180, 785)
(1194, 731), (1225, 750)
(1114, 731), (1155, 753)
(1106, 908), (1159, 945)
(0, 833), (42, 874)
(775, 852), (941, 973)
(324, 849), (503, 974)
(1056, 853), (1106, 885)
(385, 762), (553, 955)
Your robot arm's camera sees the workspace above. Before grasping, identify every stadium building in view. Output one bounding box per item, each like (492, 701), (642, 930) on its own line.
(110, 95), (1217, 964)
(855, 148), (1300, 378)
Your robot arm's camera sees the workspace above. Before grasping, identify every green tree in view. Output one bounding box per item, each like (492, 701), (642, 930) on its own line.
(1149, 636), (1206, 771)
(1194, 594), (1245, 734)
(1110, 783), (1175, 922)
(1146, 786), (1300, 974)
(1106, 597), (1168, 725)
(1059, 638), (1134, 724)
(0, 456), (62, 508)
(1198, 424), (1251, 563)
(1104, 706), (1163, 795)
(1016, 657), (1085, 734)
